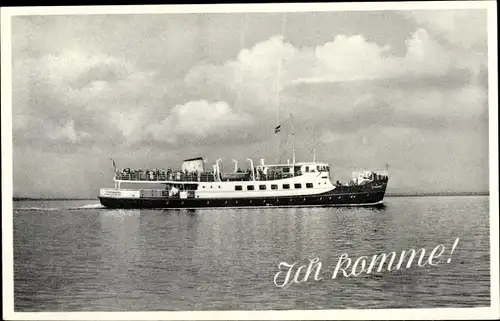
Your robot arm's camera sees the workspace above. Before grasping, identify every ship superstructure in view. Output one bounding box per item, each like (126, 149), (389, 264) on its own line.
(99, 157), (388, 209)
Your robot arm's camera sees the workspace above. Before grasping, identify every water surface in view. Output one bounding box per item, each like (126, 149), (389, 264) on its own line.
(13, 196), (490, 311)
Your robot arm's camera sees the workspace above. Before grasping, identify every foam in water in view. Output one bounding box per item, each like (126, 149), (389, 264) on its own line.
(15, 207), (61, 211)
(16, 203), (105, 211)
(76, 204), (105, 209)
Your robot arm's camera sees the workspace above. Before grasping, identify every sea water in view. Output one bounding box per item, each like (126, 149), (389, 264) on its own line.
(12, 196), (490, 311)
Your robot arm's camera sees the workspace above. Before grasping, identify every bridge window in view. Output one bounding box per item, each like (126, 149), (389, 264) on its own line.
(235, 185), (242, 191)
(283, 184), (290, 189)
(282, 167), (290, 173)
(247, 185), (255, 191)
(306, 183), (313, 188)
(259, 185), (266, 190)
(305, 166), (309, 172)
(271, 184), (278, 190)
(294, 183), (302, 189)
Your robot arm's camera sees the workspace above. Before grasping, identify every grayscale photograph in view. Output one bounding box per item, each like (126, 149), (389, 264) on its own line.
(2, 2), (498, 320)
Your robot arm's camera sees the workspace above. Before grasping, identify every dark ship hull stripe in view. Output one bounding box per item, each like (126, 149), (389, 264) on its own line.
(99, 190), (386, 209)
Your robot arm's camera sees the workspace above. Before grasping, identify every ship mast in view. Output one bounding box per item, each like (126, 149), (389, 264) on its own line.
(312, 126), (316, 162)
(276, 12), (287, 164)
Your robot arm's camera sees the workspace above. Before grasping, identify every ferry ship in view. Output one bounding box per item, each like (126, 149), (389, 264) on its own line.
(98, 156), (389, 209)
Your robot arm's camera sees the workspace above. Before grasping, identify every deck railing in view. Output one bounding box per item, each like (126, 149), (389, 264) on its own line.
(115, 171), (217, 182)
(114, 170), (305, 182)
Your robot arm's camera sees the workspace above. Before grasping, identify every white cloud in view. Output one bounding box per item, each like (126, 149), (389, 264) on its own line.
(185, 35), (300, 107)
(314, 34), (393, 81)
(185, 26), (482, 105)
(147, 100), (253, 143)
(303, 28), (462, 83)
(13, 49), (171, 144)
(406, 10), (487, 50)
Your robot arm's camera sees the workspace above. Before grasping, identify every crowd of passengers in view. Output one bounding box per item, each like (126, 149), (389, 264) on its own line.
(115, 167), (387, 185)
(116, 168), (216, 181)
(116, 167), (309, 182)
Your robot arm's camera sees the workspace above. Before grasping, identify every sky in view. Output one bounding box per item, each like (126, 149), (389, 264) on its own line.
(9, 8), (490, 198)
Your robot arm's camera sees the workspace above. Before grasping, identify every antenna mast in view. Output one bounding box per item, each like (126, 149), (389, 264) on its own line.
(312, 127), (316, 162)
(291, 113), (296, 164)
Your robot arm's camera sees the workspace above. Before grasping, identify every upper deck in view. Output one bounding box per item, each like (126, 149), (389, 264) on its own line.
(111, 157), (388, 186)
(113, 160), (332, 183)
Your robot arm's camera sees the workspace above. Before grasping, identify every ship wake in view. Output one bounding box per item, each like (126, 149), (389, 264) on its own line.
(15, 203), (106, 211)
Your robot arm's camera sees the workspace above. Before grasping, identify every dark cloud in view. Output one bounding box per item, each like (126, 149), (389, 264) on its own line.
(376, 68), (476, 90)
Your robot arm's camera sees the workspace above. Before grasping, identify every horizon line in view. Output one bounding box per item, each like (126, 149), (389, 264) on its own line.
(12, 191), (490, 201)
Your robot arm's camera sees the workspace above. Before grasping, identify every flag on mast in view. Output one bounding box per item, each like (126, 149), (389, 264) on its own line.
(274, 125), (281, 134)
(110, 157), (116, 172)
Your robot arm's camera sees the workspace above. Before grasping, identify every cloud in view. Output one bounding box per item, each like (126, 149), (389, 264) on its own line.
(185, 35), (301, 108)
(13, 50), (166, 149)
(290, 27), (477, 84)
(147, 100), (254, 143)
(14, 21), (486, 153)
(186, 26), (484, 101)
(13, 48), (260, 152)
(184, 25), (487, 137)
(10, 11), (489, 198)
(406, 10), (487, 51)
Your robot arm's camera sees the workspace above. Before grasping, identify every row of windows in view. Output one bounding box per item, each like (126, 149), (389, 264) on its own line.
(304, 165), (329, 172)
(278, 165), (330, 173)
(235, 183), (315, 191)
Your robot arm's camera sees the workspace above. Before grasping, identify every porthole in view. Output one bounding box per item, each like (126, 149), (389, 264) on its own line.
(225, 201), (228, 204)
(207, 201), (210, 204)
(338, 196), (341, 199)
(319, 197), (323, 200)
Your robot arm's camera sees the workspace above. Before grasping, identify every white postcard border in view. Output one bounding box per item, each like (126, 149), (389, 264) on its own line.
(2, 1), (498, 320)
